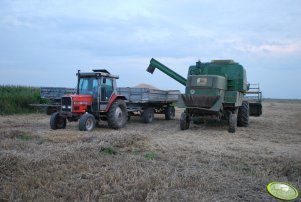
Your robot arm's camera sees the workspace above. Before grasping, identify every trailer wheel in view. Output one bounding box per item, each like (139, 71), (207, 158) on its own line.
(142, 107), (154, 123)
(79, 113), (96, 131)
(165, 106), (175, 120)
(237, 101), (249, 127)
(50, 112), (66, 129)
(107, 99), (128, 129)
(228, 113), (237, 133)
(180, 112), (190, 130)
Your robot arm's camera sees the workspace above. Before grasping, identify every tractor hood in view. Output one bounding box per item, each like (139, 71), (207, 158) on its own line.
(61, 94), (93, 113)
(65, 94), (93, 103)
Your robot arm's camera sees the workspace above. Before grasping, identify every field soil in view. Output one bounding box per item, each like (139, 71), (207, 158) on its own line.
(0, 101), (301, 201)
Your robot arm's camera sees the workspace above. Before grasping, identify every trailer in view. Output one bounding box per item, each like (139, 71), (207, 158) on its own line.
(117, 87), (180, 123)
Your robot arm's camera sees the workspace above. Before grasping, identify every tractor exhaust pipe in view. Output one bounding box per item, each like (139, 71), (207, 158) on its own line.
(76, 70), (80, 94)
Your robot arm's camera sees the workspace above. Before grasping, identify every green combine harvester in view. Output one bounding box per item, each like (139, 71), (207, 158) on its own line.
(147, 58), (262, 133)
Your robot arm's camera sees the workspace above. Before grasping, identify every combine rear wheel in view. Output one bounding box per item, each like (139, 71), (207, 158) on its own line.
(108, 99), (128, 129)
(142, 107), (154, 123)
(237, 101), (249, 127)
(50, 112), (66, 129)
(228, 113), (237, 133)
(165, 106), (175, 120)
(180, 112), (190, 130)
(79, 113), (96, 131)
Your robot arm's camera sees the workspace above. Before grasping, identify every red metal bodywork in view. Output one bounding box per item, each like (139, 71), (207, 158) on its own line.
(104, 94), (126, 112)
(64, 93), (126, 114)
(66, 94), (93, 113)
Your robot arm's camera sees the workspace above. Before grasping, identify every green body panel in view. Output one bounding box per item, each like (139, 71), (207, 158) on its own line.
(189, 60), (248, 92)
(224, 91), (244, 106)
(186, 75), (226, 91)
(177, 95), (223, 113)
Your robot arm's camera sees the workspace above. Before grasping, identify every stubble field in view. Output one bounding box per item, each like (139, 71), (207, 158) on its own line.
(0, 100), (301, 201)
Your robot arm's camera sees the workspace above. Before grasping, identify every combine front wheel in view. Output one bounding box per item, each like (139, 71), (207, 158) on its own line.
(180, 112), (190, 130)
(228, 113), (237, 133)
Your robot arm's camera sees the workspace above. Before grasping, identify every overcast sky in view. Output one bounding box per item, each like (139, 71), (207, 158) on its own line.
(1, 0), (301, 98)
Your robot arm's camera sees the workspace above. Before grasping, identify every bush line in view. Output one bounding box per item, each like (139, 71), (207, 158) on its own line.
(0, 85), (41, 115)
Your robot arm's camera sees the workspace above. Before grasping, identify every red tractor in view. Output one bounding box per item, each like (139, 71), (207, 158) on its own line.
(50, 70), (128, 131)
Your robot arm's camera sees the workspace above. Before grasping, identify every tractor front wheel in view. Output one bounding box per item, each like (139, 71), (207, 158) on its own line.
(107, 99), (128, 129)
(79, 113), (96, 131)
(180, 112), (190, 130)
(50, 112), (66, 129)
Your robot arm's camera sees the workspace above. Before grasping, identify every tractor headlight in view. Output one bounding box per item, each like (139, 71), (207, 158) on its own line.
(190, 89), (195, 94)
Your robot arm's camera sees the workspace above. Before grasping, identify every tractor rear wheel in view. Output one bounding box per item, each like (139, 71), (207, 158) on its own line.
(142, 107), (154, 123)
(50, 112), (66, 129)
(180, 112), (190, 130)
(237, 101), (249, 127)
(107, 99), (128, 129)
(165, 106), (175, 120)
(79, 113), (96, 131)
(228, 113), (237, 133)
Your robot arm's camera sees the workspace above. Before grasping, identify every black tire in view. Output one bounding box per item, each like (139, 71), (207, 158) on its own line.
(142, 107), (154, 123)
(228, 113), (237, 133)
(107, 99), (128, 129)
(50, 112), (66, 130)
(165, 106), (175, 120)
(237, 101), (249, 127)
(79, 113), (96, 131)
(180, 112), (190, 130)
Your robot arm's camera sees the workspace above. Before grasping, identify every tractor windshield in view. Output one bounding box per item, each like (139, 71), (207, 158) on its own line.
(78, 77), (99, 97)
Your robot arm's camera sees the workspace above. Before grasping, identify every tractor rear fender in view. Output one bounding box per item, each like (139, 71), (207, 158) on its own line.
(105, 94), (127, 112)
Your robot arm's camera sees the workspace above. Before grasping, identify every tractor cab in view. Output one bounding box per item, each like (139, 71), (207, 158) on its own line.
(76, 69), (119, 112)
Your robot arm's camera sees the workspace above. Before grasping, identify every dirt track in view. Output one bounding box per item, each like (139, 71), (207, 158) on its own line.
(0, 101), (301, 201)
